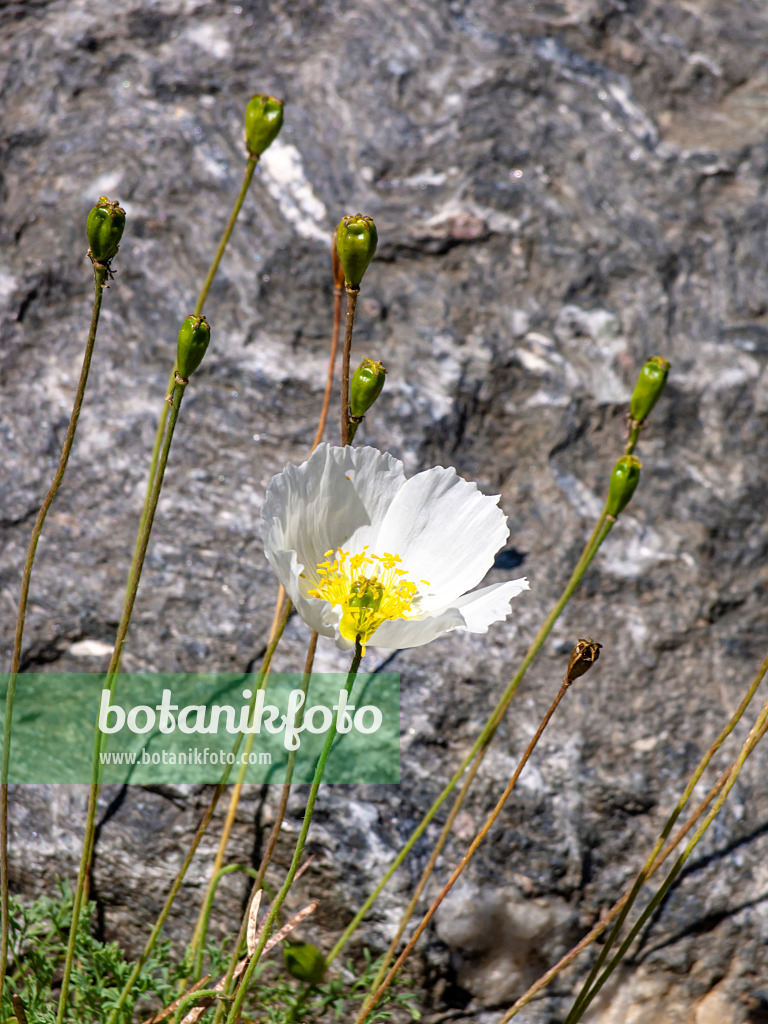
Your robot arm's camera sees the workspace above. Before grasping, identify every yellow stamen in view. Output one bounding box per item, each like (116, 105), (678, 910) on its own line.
(308, 546), (426, 652)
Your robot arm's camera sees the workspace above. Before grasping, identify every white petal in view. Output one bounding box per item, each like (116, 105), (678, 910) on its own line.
(265, 546), (340, 638)
(262, 444), (406, 588)
(369, 606), (467, 649)
(451, 577), (530, 631)
(370, 577), (529, 649)
(373, 466), (510, 611)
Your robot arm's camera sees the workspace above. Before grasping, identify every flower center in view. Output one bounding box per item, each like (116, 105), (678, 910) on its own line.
(308, 547), (425, 650)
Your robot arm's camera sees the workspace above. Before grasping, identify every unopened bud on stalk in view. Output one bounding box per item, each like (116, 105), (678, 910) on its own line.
(336, 214), (377, 288)
(176, 314), (211, 380)
(331, 229), (345, 291)
(606, 455), (641, 517)
(283, 941), (326, 986)
(244, 94), (284, 157)
(86, 196), (125, 264)
(350, 359), (387, 418)
(630, 356), (670, 424)
(566, 638), (602, 684)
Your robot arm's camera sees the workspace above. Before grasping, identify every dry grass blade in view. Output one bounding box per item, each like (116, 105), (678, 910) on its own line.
(140, 975), (211, 1023)
(245, 888), (263, 957)
(180, 900), (319, 1024)
(261, 899), (319, 956)
(293, 852), (316, 882)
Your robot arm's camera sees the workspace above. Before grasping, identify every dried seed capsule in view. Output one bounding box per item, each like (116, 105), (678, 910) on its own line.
(350, 359), (387, 418)
(566, 638), (602, 683)
(606, 455), (641, 517)
(176, 314), (211, 380)
(283, 941), (326, 986)
(630, 356), (670, 424)
(244, 94), (284, 157)
(336, 214), (378, 288)
(86, 196), (125, 264)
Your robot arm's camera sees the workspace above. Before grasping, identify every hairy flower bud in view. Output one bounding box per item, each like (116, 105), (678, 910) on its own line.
(350, 359), (387, 418)
(86, 196), (125, 264)
(283, 941), (326, 986)
(630, 356), (670, 424)
(176, 314), (211, 380)
(336, 214), (377, 288)
(606, 455), (641, 518)
(244, 94), (284, 157)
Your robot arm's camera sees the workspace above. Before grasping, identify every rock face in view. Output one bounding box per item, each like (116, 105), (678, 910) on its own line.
(2, 1), (768, 1021)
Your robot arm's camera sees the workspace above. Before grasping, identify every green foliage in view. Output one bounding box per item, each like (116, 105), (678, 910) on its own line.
(1, 883), (192, 1024)
(1, 887), (419, 1024)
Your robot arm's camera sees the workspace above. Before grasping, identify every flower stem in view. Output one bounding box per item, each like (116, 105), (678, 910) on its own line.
(340, 286), (359, 445)
(192, 865), (258, 996)
(312, 284), (343, 450)
(185, 598), (293, 975)
(564, 645), (768, 1024)
(196, 158), (257, 319)
(326, 513), (615, 968)
(566, 665), (768, 1024)
(625, 422), (642, 456)
(56, 378), (187, 1024)
(191, 265), (344, 973)
(222, 641), (364, 1024)
(360, 668), (578, 1022)
(0, 264), (108, 1009)
(497, 753), (750, 1020)
(126, 158), (259, 677)
(210, 631), (318, 1024)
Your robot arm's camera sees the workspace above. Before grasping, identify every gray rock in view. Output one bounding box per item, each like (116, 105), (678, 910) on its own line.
(2, 1), (768, 1021)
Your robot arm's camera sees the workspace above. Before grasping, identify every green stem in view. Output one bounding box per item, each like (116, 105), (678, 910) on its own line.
(122, 601), (291, 1017)
(119, 157), (259, 679)
(326, 513), (615, 968)
(565, 645), (768, 1024)
(566, 661), (768, 1023)
(195, 158), (257, 318)
(210, 631), (318, 1024)
(340, 287), (359, 445)
(193, 865), (258, 989)
(361, 673), (577, 1023)
(0, 265), (108, 1008)
(185, 600), (293, 982)
(56, 380), (187, 1024)
(625, 422), (642, 455)
(173, 988), (228, 1024)
(223, 642), (364, 1024)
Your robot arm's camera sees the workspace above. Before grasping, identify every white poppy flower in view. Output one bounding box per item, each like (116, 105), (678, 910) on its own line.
(261, 443), (529, 652)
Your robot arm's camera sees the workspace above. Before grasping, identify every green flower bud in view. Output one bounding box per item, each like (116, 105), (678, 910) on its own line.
(606, 455), (642, 518)
(336, 214), (378, 288)
(245, 94), (284, 157)
(176, 314), (211, 380)
(350, 359), (387, 418)
(331, 229), (345, 291)
(86, 196), (126, 264)
(630, 356), (670, 424)
(283, 941), (326, 986)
